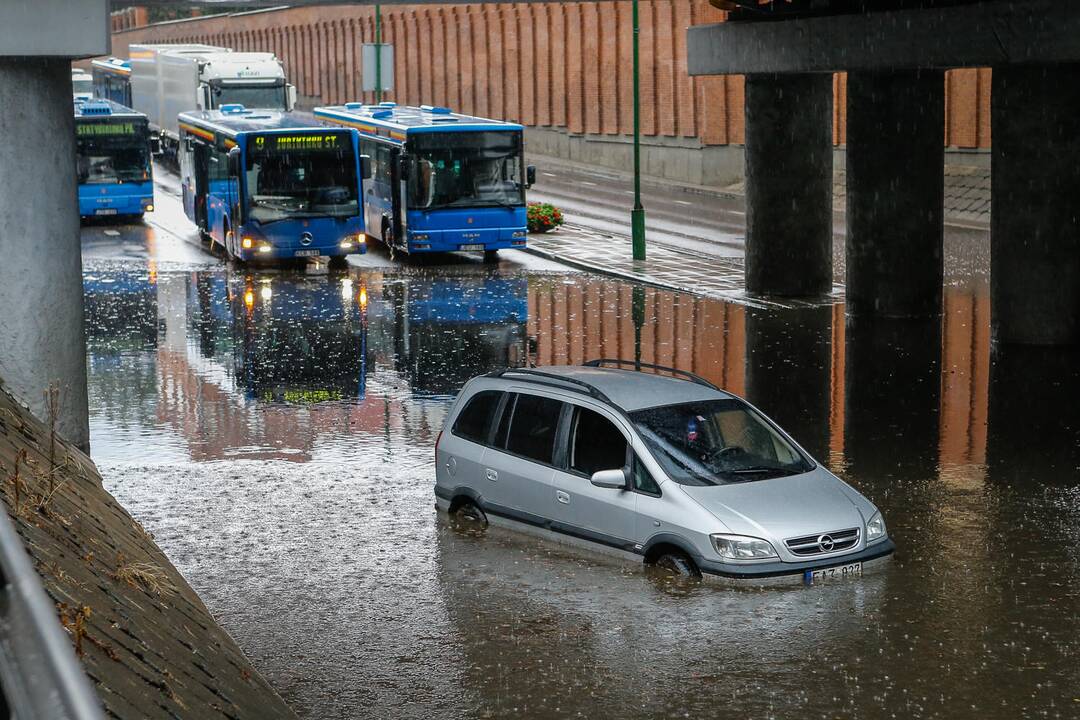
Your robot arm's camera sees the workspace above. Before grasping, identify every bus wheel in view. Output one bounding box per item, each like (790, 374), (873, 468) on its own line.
(483, 250), (499, 264)
(328, 256), (348, 270)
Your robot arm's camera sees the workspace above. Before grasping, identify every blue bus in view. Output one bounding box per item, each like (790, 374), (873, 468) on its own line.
(90, 57), (132, 107)
(177, 105), (371, 263)
(313, 103), (535, 260)
(75, 100), (155, 218)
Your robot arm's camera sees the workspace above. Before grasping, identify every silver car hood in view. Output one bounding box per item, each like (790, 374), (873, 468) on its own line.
(679, 467), (870, 541)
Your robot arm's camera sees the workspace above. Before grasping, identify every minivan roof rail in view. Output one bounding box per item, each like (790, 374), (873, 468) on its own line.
(583, 358), (720, 390)
(487, 368), (614, 404)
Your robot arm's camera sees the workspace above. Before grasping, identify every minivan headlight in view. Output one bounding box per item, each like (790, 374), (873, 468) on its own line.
(866, 512), (886, 543)
(711, 534), (777, 560)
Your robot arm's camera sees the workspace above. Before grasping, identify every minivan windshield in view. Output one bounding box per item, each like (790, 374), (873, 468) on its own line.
(629, 399), (812, 485)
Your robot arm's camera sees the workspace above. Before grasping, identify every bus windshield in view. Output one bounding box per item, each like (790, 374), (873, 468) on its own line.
(72, 78), (93, 95)
(245, 132), (359, 224)
(211, 83), (287, 110)
(407, 131), (524, 210)
(76, 120), (150, 185)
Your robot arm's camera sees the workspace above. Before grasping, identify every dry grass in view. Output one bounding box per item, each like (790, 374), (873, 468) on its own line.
(111, 552), (176, 598)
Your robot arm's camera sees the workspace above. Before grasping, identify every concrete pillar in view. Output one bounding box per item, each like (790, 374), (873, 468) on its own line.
(744, 306), (833, 463)
(843, 317), (941, 483)
(0, 59), (90, 451)
(846, 70), (944, 318)
(991, 64), (1080, 346)
(744, 73), (833, 297)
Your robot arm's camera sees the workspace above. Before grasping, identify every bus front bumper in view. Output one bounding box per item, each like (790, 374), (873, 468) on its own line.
(237, 236), (367, 262)
(79, 191), (154, 217)
(405, 228), (528, 253)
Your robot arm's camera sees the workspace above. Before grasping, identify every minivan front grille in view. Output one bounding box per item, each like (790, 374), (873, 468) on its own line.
(785, 527), (860, 556)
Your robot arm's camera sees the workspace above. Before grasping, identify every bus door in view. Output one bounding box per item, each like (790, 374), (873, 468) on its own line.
(193, 141), (210, 230)
(390, 147), (405, 248)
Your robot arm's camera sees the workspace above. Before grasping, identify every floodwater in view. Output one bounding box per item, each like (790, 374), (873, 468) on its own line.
(84, 230), (1080, 719)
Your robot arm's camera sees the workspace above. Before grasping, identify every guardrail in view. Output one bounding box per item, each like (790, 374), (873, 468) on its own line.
(0, 507), (104, 720)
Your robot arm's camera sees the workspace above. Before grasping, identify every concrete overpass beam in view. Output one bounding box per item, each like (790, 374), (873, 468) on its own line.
(744, 72), (833, 297)
(991, 64), (1080, 346)
(846, 70), (944, 318)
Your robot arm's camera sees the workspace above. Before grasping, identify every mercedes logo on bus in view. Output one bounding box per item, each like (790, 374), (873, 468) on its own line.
(818, 534), (835, 552)
(300, 232), (313, 246)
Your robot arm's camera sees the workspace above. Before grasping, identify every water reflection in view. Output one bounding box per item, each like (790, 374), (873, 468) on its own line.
(83, 262), (1080, 719)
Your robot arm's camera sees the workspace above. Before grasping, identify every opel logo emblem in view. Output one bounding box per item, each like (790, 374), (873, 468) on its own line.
(300, 232), (313, 246)
(818, 534), (835, 552)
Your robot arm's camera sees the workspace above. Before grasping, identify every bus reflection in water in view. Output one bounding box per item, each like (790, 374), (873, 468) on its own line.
(186, 271), (369, 404)
(367, 275), (529, 396)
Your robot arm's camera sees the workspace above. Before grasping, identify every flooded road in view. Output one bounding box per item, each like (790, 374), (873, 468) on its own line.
(83, 202), (1080, 719)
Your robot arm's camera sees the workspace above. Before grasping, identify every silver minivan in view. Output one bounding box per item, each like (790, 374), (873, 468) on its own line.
(434, 361), (894, 583)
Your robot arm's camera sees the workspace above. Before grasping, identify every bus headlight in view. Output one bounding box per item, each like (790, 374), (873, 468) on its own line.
(144, 204), (154, 213)
(257, 243), (273, 254)
(241, 237), (254, 249)
(411, 233), (429, 241)
(512, 231), (527, 238)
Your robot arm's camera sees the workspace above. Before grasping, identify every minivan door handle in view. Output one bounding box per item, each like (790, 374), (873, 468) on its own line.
(556, 490), (570, 505)
(486, 468), (498, 482)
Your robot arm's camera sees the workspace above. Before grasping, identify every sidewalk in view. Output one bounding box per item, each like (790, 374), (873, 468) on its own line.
(524, 154), (989, 306)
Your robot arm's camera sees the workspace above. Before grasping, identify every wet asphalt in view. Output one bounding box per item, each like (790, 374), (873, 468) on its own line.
(81, 166), (1080, 719)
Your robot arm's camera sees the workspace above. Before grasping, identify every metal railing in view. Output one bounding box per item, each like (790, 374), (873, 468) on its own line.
(0, 508), (104, 720)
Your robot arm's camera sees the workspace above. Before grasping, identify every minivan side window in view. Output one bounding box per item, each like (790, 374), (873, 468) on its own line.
(452, 390), (503, 444)
(503, 393), (564, 465)
(569, 406), (627, 477)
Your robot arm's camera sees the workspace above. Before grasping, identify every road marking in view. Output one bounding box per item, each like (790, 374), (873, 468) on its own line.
(104, 230), (120, 237)
(580, 181), (598, 186)
(541, 172), (557, 177)
(675, 200), (693, 206)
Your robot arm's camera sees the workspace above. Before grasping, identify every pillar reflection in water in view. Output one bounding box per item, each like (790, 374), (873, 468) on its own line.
(987, 345), (1080, 484)
(745, 305), (833, 463)
(843, 316), (942, 492)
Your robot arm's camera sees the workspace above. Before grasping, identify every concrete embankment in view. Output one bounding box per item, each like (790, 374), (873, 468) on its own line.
(0, 382), (296, 719)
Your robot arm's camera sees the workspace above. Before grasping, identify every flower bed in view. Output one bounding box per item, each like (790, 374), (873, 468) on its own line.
(527, 202), (565, 234)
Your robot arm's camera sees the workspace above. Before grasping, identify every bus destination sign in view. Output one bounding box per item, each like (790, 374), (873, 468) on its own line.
(77, 122), (136, 137)
(254, 133), (345, 152)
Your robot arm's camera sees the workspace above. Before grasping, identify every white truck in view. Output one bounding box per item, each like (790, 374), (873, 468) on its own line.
(129, 43), (297, 157)
(71, 68), (93, 102)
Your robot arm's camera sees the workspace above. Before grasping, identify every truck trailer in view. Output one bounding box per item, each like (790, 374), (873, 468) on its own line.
(128, 43), (296, 158)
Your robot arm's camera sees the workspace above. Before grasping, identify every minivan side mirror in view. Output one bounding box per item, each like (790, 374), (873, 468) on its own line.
(590, 468), (628, 490)
(526, 164), (536, 188)
(359, 154), (372, 180)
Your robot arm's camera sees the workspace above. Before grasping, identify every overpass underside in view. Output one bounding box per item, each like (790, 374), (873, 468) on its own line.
(691, 0), (1080, 346)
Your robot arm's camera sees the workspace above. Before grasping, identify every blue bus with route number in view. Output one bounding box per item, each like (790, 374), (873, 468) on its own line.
(75, 100), (155, 219)
(313, 103), (535, 260)
(90, 57), (132, 107)
(177, 105), (370, 263)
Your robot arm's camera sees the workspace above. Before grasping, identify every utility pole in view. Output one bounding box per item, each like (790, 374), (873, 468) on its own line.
(374, 4), (383, 103)
(631, 0), (646, 261)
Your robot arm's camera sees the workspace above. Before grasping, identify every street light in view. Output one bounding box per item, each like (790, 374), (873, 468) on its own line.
(631, 0), (646, 261)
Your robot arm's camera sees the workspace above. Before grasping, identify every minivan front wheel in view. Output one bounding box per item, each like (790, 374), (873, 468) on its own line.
(653, 551), (701, 579)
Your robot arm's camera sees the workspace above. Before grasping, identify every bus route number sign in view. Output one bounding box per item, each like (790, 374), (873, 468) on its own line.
(256, 134), (343, 152)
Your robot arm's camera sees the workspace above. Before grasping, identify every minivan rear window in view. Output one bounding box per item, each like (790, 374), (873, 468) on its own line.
(503, 393), (563, 465)
(452, 390), (503, 444)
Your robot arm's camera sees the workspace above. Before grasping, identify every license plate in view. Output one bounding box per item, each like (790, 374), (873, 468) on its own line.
(95, 208), (118, 216)
(459, 243), (485, 251)
(804, 562), (862, 585)
(294, 249), (320, 257)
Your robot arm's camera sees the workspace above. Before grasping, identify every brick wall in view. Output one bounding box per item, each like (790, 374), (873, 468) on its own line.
(110, 2), (991, 150)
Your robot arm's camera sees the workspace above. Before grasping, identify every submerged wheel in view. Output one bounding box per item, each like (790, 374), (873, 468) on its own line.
(482, 249), (499, 263)
(328, 255), (348, 270)
(451, 499), (488, 527)
(653, 551), (701, 579)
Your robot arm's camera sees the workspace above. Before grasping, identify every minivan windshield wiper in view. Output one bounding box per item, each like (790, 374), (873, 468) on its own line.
(727, 466), (801, 478)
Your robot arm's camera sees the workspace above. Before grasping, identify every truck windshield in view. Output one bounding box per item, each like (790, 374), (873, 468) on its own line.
(211, 83), (286, 110)
(407, 131), (524, 210)
(245, 132), (359, 224)
(76, 120), (150, 185)
(629, 399), (812, 486)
